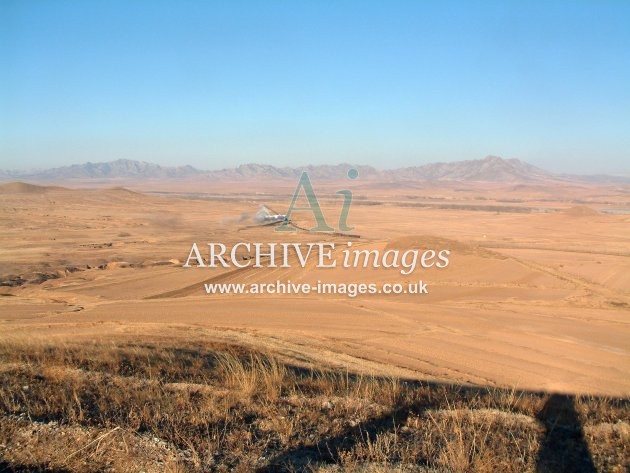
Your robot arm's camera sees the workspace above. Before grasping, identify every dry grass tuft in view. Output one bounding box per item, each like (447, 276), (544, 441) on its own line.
(0, 337), (627, 472)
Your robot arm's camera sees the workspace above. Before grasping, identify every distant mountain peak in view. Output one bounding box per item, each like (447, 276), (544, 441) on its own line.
(0, 159), (202, 180)
(389, 155), (555, 182)
(1, 156), (625, 184)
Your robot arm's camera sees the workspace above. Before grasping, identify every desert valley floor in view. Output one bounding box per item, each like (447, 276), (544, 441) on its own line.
(1, 178), (629, 397)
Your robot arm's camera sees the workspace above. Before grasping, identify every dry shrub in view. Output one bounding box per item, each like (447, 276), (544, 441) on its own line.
(214, 352), (287, 399)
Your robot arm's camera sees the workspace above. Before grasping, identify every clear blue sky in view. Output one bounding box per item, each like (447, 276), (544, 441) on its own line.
(1, 1), (629, 174)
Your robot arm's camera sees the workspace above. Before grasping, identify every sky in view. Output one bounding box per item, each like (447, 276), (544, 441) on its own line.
(1, 1), (629, 174)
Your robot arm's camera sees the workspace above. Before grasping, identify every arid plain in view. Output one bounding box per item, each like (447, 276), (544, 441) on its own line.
(1, 176), (629, 396)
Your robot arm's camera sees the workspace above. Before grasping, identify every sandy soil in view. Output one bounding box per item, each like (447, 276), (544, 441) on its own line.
(1, 179), (629, 396)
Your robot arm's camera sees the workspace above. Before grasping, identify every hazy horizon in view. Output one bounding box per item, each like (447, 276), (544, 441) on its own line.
(2, 1), (629, 174)
(2, 155), (630, 179)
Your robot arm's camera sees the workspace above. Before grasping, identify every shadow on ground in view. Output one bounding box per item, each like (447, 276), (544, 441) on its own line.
(535, 394), (597, 473)
(259, 387), (602, 473)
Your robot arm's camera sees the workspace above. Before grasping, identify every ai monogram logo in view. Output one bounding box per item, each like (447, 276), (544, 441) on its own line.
(276, 168), (359, 233)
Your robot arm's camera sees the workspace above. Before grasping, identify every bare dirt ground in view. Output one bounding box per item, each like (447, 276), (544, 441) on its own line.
(1, 178), (629, 471)
(1, 179), (629, 396)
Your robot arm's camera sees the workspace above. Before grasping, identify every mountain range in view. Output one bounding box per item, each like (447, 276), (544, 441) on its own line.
(0, 156), (627, 184)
